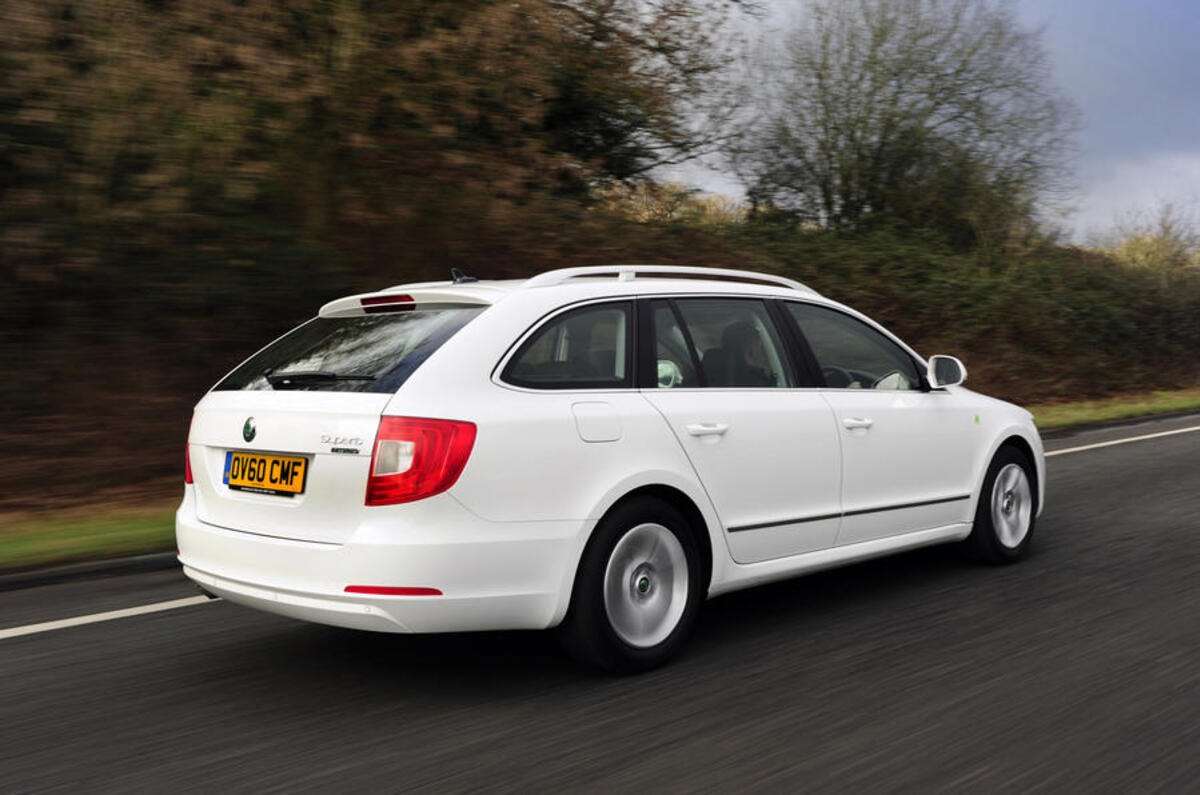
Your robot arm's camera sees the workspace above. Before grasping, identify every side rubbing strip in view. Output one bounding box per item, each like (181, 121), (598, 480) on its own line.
(727, 494), (971, 533)
(729, 511), (842, 533)
(842, 494), (971, 518)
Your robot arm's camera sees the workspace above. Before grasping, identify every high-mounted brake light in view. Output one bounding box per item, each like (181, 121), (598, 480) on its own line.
(361, 294), (415, 313)
(365, 417), (477, 505)
(184, 415), (194, 484)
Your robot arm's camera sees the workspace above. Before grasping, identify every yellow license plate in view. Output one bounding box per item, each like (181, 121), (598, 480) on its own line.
(223, 451), (308, 496)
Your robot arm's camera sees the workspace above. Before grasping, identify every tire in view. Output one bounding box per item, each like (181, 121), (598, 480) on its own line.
(557, 497), (703, 674)
(963, 446), (1037, 564)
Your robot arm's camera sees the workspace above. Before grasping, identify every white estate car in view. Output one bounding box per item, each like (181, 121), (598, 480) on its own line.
(178, 265), (1044, 671)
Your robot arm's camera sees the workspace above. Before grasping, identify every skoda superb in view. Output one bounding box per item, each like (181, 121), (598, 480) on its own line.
(178, 265), (1044, 671)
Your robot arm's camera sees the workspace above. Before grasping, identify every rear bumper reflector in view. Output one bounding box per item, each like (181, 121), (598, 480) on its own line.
(344, 586), (443, 596)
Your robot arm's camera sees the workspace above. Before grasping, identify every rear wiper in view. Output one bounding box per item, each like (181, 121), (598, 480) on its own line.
(265, 371), (377, 389)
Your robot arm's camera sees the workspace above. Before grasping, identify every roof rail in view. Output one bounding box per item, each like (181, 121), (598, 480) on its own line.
(523, 265), (813, 294)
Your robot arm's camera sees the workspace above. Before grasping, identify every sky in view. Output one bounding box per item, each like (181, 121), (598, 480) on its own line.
(1014, 0), (1200, 239)
(669, 0), (1200, 241)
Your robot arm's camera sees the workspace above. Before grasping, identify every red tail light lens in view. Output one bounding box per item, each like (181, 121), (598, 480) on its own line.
(185, 416), (194, 484)
(365, 417), (477, 505)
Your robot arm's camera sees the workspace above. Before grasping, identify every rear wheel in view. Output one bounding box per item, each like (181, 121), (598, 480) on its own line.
(964, 446), (1037, 564)
(558, 497), (702, 673)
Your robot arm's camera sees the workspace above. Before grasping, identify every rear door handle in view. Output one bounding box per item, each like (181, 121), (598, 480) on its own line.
(686, 422), (729, 437)
(842, 417), (874, 430)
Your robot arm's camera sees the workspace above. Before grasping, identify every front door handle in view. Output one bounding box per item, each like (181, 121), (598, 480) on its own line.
(686, 422), (729, 437)
(842, 417), (874, 430)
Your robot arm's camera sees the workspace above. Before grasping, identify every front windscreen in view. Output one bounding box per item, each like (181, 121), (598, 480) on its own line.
(213, 307), (485, 393)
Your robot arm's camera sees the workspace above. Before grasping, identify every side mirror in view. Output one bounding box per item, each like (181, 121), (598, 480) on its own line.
(927, 355), (967, 388)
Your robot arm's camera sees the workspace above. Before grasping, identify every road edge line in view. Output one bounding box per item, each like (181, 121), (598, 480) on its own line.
(0, 596), (216, 640)
(1045, 424), (1200, 457)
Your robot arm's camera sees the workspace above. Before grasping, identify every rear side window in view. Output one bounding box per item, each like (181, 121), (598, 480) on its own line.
(214, 307), (485, 393)
(667, 298), (795, 388)
(503, 302), (632, 390)
(650, 302), (702, 388)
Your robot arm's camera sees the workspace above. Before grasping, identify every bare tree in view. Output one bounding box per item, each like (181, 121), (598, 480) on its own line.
(735, 0), (1078, 247)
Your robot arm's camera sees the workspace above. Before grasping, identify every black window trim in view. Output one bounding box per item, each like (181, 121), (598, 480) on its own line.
(638, 298), (712, 389)
(635, 298), (655, 390)
(765, 299), (823, 388)
(667, 299), (710, 388)
(777, 299), (931, 392)
(497, 298), (637, 392)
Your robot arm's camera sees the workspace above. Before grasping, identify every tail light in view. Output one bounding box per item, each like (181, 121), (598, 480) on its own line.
(366, 417), (476, 505)
(185, 416), (194, 484)
(361, 294), (415, 314)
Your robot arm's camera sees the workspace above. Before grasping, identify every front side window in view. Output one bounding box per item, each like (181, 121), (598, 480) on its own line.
(786, 303), (921, 390)
(503, 302), (632, 389)
(663, 298), (795, 388)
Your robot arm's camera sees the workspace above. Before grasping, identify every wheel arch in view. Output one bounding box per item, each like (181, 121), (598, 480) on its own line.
(551, 480), (718, 627)
(982, 429), (1044, 517)
(614, 484), (714, 594)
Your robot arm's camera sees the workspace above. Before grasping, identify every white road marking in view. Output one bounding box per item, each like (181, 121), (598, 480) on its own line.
(0, 595), (216, 640)
(1045, 424), (1200, 458)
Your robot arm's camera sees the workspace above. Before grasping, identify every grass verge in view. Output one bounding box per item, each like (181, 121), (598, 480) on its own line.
(0, 503), (177, 575)
(1029, 387), (1200, 431)
(4, 388), (1200, 574)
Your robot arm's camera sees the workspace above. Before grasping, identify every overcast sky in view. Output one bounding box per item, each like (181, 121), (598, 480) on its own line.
(1015, 0), (1200, 238)
(671, 0), (1200, 241)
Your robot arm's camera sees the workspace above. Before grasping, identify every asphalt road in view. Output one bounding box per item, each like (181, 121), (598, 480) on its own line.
(3, 415), (1200, 791)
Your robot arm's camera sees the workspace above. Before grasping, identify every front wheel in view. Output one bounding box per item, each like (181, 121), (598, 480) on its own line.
(558, 497), (702, 673)
(963, 447), (1037, 564)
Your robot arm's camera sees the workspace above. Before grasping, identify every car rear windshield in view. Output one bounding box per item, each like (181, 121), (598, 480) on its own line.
(213, 307), (486, 393)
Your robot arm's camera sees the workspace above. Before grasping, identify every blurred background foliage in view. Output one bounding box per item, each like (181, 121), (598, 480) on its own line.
(1, 0), (1198, 508)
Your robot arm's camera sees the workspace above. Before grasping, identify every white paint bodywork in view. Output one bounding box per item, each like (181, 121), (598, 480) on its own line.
(178, 271), (1046, 633)
(643, 389), (843, 563)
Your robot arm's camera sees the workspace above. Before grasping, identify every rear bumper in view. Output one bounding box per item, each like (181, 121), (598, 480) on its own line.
(175, 490), (583, 633)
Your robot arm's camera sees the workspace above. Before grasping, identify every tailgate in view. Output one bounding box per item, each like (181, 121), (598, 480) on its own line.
(189, 390), (390, 544)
